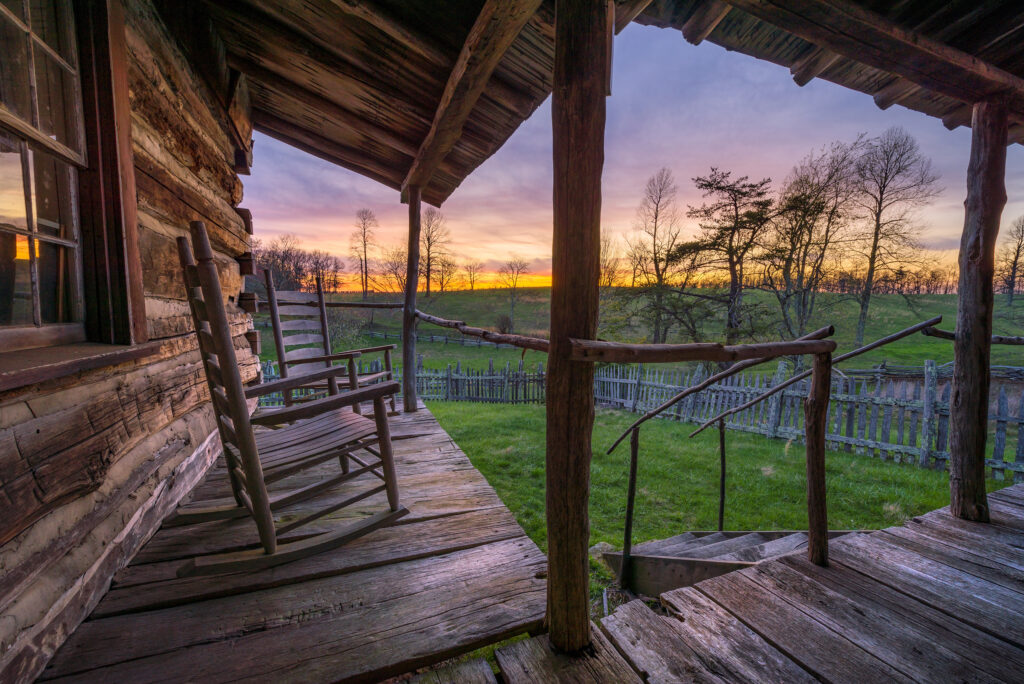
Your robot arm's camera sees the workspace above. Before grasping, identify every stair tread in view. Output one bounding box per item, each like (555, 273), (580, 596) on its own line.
(633, 532), (697, 555)
(678, 532), (773, 559)
(657, 532), (730, 556)
(715, 533), (809, 562)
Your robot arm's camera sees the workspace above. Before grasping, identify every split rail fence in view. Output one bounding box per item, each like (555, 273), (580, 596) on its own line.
(257, 358), (1024, 480)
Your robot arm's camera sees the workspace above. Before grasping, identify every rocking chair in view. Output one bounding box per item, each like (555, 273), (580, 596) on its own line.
(174, 221), (407, 575)
(263, 269), (397, 412)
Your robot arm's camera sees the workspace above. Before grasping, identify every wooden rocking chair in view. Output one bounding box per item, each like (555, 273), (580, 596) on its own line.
(174, 221), (407, 576)
(263, 269), (397, 412)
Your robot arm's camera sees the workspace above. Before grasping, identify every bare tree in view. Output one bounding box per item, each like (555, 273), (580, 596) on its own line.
(419, 207), (450, 297)
(435, 255), (458, 293)
(257, 234), (309, 291)
(462, 259), (484, 291)
(761, 140), (858, 339)
(998, 215), (1024, 308)
(372, 245), (408, 295)
(852, 127), (940, 344)
(599, 228), (623, 289)
(308, 250), (344, 294)
(498, 255), (530, 332)
(350, 209), (377, 299)
(625, 168), (684, 342)
(687, 168), (774, 344)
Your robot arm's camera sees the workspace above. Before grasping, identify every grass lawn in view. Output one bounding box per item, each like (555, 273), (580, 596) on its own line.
(427, 401), (1013, 606)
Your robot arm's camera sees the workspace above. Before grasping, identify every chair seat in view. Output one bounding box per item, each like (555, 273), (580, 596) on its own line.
(254, 409), (378, 481)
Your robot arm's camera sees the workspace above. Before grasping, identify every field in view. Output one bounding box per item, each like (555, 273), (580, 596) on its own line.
(427, 401), (1013, 604)
(255, 288), (1024, 371)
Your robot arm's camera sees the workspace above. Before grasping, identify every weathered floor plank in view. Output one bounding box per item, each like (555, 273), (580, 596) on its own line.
(41, 406), (546, 683)
(409, 658), (498, 684)
(496, 625), (642, 683)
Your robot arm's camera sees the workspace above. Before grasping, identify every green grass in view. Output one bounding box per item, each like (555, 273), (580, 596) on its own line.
(427, 401), (1013, 606)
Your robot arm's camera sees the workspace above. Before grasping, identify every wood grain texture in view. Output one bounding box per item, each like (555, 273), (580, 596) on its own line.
(496, 626), (642, 683)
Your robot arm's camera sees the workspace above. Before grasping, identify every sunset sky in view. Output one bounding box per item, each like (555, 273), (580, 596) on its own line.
(242, 21), (1024, 283)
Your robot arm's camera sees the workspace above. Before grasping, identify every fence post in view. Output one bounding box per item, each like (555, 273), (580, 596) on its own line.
(919, 360), (937, 467)
(768, 360), (788, 438)
(630, 363), (644, 412)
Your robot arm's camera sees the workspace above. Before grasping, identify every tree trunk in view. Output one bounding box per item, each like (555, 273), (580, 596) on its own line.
(547, 0), (608, 653)
(402, 187), (422, 413)
(951, 99), (1007, 521)
(855, 223), (880, 347)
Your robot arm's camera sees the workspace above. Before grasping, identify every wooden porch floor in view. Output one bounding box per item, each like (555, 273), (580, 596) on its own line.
(498, 483), (1024, 682)
(40, 404), (546, 683)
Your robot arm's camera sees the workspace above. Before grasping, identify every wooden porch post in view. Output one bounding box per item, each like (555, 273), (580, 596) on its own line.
(403, 186), (422, 412)
(951, 99), (1008, 521)
(546, 0), (610, 652)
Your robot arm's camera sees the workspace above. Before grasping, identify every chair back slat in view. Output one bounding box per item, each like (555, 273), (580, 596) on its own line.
(279, 319), (321, 332)
(277, 304), (319, 317)
(178, 222), (278, 555)
(264, 272), (336, 395)
(285, 346), (329, 363)
(280, 333), (324, 347)
(274, 291), (312, 303)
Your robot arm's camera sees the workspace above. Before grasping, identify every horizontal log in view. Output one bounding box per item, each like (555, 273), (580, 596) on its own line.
(569, 339), (836, 364)
(415, 310), (550, 352)
(922, 326), (1024, 345)
(258, 298), (403, 310)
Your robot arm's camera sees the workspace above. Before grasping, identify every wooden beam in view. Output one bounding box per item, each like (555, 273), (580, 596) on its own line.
(401, 0), (542, 197)
(227, 54), (418, 157)
(680, 0), (730, 45)
(873, 77), (922, 110)
(547, 0), (610, 653)
(569, 338), (836, 363)
(951, 98), (1007, 522)
(790, 46), (841, 86)
(402, 187), (422, 412)
(720, 0), (1024, 116)
(614, 0), (653, 34)
(804, 352), (831, 566)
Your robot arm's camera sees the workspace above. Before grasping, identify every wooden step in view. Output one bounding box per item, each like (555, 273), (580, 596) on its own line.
(657, 532), (729, 556)
(495, 625), (641, 683)
(676, 532), (772, 560)
(715, 532), (808, 563)
(632, 532), (696, 555)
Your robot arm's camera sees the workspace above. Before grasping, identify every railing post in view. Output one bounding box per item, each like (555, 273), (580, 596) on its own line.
(919, 360), (937, 467)
(805, 352), (831, 566)
(620, 428), (640, 589)
(402, 186), (422, 412)
(718, 418), (726, 532)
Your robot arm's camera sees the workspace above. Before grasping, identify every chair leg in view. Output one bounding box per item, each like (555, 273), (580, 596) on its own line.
(339, 452), (350, 474)
(373, 396), (401, 511)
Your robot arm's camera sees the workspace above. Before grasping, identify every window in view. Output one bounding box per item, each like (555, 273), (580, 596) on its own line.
(0, 0), (86, 350)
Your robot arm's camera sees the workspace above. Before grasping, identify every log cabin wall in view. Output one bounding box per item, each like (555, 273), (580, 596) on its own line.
(0, 1), (256, 680)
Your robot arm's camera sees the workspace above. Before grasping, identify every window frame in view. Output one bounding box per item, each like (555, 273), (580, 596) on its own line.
(0, 0), (146, 357)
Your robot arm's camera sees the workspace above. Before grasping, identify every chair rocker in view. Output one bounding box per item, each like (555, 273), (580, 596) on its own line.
(263, 269), (397, 413)
(173, 220), (407, 576)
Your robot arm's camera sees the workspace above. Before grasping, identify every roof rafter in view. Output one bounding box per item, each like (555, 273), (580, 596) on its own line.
(402, 0), (543, 201)
(719, 0), (1024, 119)
(681, 0), (730, 46)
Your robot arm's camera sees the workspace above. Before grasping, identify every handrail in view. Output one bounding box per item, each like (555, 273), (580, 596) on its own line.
(569, 338), (836, 363)
(607, 325), (835, 454)
(922, 326), (1024, 345)
(414, 310), (551, 352)
(689, 316), (942, 438)
(259, 298), (403, 309)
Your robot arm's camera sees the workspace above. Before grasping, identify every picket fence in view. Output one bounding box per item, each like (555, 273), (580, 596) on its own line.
(257, 358), (1024, 480)
(365, 329), (520, 350)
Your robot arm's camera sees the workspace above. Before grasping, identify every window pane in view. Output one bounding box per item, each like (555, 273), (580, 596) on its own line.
(30, 0), (72, 63)
(0, 132), (27, 232)
(30, 147), (74, 240)
(0, 15), (32, 122)
(37, 239), (74, 323)
(0, 232), (33, 325)
(33, 45), (79, 152)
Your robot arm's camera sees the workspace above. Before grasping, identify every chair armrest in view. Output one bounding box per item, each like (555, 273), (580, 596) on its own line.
(252, 381), (400, 425)
(283, 351), (362, 366)
(244, 365), (353, 398)
(343, 344), (396, 355)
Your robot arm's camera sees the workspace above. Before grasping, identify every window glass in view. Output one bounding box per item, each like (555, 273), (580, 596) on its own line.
(30, 147), (74, 240)
(0, 16), (32, 122)
(0, 232), (33, 325)
(0, 133), (27, 232)
(36, 239), (74, 323)
(29, 0), (71, 62)
(33, 46), (78, 152)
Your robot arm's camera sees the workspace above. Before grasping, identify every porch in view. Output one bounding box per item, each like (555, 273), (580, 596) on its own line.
(38, 405), (546, 683)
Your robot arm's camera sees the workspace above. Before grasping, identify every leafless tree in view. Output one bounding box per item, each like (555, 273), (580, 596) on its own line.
(372, 245), (408, 295)
(851, 127), (940, 344)
(686, 168), (774, 344)
(419, 207), (450, 297)
(625, 168), (684, 342)
(998, 215), (1024, 308)
(350, 209), (377, 300)
(462, 259), (484, 291)
(308, 249), (344, 294)
(600, 229), (624, 289)
(760, 140), (858, 339)
(435, 255), (459, 293)
(498, 255), (530, 332)
(257, 234), (309, 291)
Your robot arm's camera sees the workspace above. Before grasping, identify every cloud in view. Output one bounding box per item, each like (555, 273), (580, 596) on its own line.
(242, 23), (1024, 265)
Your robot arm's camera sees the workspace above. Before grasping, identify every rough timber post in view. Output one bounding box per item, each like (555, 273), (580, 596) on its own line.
(546, 0), (610, 652)
(403, 186), (422, 412)
(805, 351), (831, 566)
(951, 99), (1007, 522)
